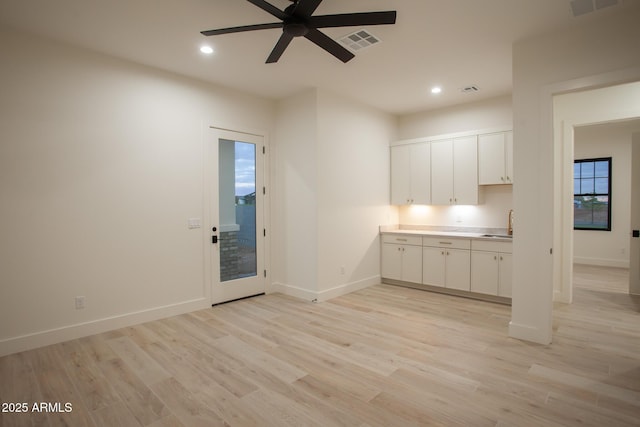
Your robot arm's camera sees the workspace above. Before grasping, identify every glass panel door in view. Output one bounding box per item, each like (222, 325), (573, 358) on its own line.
(209, 128), (264, 304)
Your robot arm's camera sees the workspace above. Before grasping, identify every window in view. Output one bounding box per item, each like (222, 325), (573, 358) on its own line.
(573, 157), (611, 231)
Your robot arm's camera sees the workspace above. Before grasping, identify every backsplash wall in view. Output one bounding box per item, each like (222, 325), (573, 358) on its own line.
(398, 185), (513, 229)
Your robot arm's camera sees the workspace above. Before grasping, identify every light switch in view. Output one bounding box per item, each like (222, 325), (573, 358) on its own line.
(188, 218), (201, 229)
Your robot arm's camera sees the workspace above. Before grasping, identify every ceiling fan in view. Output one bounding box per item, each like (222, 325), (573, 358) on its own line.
(200, 0), (397, 63)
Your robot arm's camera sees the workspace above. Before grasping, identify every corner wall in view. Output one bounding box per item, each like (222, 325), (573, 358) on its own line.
(272, 88), (397, 301)
(0, 28), (275, 356)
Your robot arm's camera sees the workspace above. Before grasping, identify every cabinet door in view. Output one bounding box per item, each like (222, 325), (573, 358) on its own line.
(505, 131), (513, 184)
(422, 246), (446, 287)
(430, 139), (454, 205)
(381, 243), (403, 280)
(410, 142), (431, 205)
(470, 251), (499, 295)
(498, 253), (513, 297)
(390, 145), (411, 205)
(402, 245), (423, 284)
(452, 136), (478, 205)
(445, 249), (471, 291)
(478, 133), (506, 185)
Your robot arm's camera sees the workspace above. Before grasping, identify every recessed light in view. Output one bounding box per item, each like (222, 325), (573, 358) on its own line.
(431, 86), (442, 94)
(200, 46), (214, 54)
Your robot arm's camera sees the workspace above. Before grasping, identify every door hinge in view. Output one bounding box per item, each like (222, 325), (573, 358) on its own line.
(263, 186), (265, 195)
(263, 228), (266, 237)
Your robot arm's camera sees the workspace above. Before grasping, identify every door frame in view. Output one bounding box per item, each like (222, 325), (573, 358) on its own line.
(552, 79), (640, 304)
(203, 125), (270, 305)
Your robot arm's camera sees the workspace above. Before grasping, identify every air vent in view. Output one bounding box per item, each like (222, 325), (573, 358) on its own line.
(339, 30), (381, 52)
(570, 0), (618, 17)
(461, 85), (480, 94)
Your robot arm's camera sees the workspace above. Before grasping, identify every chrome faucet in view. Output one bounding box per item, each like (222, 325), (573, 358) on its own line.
(508, 209), (514, 236)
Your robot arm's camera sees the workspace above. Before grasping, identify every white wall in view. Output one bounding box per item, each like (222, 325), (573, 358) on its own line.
(272, 89), (319, 298)
(399, 95), (512, 140)
(316, 89), (398, 297)
(397, 95), (513, 229)
(272, 88), (397, 301)
(573, 122), (636, 268)
(0, 28), (275, 356)
(511, 5), (640, 344)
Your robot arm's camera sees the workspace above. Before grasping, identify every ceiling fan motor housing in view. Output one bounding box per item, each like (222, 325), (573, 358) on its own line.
(283, 19), (309, 37)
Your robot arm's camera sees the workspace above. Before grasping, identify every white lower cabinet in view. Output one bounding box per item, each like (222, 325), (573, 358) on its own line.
(381, 233), (512, 300)
(381, 235), (423, 284)
(422, 237), (471, 291)
(470, 240), (512, 297)
(497, 253), (512, 297)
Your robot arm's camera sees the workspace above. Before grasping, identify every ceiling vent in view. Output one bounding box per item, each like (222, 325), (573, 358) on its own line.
(570, 0), (618, 17)
(461, 85), (480, 94)
(339, 30), (381, 52)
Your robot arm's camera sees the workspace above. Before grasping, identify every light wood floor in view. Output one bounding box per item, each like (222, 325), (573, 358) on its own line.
(1, 266), (639, 426)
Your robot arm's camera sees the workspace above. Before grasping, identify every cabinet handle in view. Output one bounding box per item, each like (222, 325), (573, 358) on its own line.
(446, 251), (450, 255)
(506, 176), (511, 182)
(441, 251), (445, 255)
(396, 238), (408, 242)
(494, 255), (497, 260)
(439, 241), (452, 245)
(500, 256), (503, 260)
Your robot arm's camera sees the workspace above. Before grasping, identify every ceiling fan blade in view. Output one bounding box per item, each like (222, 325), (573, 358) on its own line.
(201, 22), (283, 36)
(308, 11), (397, 29)
(304, 28), (355, 63)
(292, 0), (323, 18)
(246, 0), (289, 20)
(266, 32), (295, 63)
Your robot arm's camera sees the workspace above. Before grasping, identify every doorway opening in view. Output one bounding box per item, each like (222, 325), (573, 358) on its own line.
(553, 81), (640, 306)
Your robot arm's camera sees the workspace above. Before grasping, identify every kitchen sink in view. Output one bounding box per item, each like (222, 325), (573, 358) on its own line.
(481, 234), (512, 239)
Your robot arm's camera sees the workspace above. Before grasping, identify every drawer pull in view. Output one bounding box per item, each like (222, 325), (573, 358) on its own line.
(439, 241), (452, 245)
(396, 238), (408, 242)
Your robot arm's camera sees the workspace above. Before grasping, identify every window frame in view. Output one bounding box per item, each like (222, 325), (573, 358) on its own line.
(573, 157), (612, 231)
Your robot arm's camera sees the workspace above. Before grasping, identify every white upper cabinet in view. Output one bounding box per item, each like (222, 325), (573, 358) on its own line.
(390, 142), (430, 205)
(431, 136), (478, 205)
(478, 131), (513, 185)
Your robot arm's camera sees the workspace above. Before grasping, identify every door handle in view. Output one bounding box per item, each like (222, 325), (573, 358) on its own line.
(212, 226), (218, 244)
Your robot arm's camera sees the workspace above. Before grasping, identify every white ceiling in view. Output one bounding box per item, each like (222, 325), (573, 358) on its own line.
(1, 0), (637, 115)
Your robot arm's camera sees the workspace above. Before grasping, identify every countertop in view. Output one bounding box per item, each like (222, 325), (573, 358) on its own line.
(380, 225), (513, 242)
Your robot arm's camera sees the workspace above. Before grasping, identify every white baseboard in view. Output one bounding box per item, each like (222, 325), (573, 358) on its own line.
(573, 257), (629, 268)
(271, 275), (380, 303)
(317, 275), (380, 302)
(0, 298), (211, 357)
(508, 320), (552, 345)
(270, 282), (318, 301)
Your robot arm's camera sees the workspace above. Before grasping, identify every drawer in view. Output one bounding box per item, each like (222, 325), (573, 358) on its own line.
(382, 234), (423, 246)
(422, 236), (471, 250)
(471, 240), (512, 253)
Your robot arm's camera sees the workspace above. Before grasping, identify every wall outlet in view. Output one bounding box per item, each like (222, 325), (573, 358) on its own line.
(75, 296), (85, 310)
